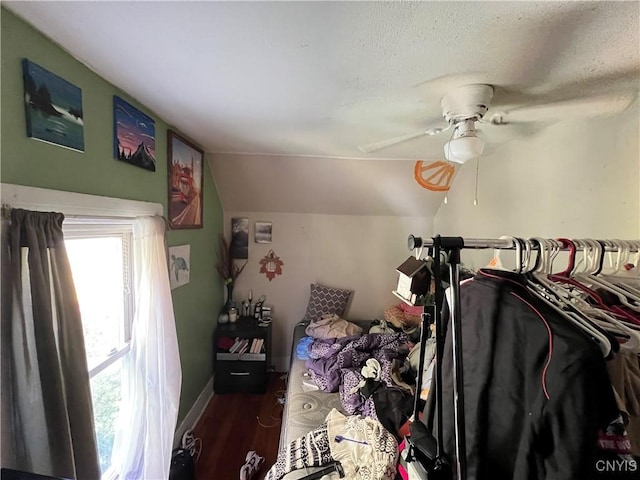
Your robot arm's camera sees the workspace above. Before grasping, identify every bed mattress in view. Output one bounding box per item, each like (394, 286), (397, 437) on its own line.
(278, 320), (371, 480)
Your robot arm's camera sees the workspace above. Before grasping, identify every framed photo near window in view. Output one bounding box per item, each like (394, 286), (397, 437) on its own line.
(168, 131), (204, 229)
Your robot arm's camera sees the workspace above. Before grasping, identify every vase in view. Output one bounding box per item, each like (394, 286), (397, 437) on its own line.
(224, 283), (236, 312)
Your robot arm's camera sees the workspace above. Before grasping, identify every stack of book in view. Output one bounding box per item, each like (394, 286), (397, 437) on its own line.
(228, 337), (265, 355)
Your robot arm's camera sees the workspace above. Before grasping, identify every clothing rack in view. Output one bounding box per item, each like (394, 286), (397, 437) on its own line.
(406, 234), (640, 480)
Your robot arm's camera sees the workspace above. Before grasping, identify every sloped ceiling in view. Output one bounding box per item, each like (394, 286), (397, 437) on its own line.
(211, 153), (446, 216)
(5, 1), (639, 217)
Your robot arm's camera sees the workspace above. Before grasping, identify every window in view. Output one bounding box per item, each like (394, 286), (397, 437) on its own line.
(1, 183), (165, 478)
(64, 220), (134, 477)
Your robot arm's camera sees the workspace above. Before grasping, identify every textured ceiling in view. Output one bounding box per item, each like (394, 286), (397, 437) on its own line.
(5, 1), (639, 160)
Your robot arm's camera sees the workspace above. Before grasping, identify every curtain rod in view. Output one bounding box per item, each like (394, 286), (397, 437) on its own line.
(407, 235), (640, 252)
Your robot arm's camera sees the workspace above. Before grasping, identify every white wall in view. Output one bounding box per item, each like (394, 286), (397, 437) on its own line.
(225, 212), (432, 371)
(434, 99), (640, 270)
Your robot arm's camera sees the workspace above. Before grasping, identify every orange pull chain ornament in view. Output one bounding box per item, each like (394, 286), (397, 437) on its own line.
(259, 249), (284, 281)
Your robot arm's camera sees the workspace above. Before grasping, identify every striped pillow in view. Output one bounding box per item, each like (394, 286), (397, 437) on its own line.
(304, 283), (352, 323)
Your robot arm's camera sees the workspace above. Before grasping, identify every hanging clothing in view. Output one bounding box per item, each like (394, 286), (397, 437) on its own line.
(436, 269), (620, 480)
(606, 351), (640, 455)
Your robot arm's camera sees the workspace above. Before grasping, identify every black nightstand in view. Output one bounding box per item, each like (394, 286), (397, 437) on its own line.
(213, 316), (272, 393)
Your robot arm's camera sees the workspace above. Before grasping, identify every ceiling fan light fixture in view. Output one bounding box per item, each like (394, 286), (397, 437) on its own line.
(444, 133), (484, 164)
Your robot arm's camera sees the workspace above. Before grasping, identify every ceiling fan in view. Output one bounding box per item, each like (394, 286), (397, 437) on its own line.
(358, 83), (637, 163)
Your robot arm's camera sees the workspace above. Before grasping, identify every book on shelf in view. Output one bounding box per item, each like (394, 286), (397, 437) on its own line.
(223, 337), (265, 356)
(238, 340), (250, 355)
(228, 337), (241, 354)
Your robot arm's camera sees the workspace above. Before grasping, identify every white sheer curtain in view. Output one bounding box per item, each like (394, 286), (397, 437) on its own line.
(112, 216), (182, 480)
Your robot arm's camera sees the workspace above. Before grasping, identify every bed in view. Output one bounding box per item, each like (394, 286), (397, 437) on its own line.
(276, 320), (373, 478)
(273, 318), (419, 480)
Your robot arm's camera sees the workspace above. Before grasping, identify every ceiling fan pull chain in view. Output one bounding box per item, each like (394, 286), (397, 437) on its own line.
(473, 156), (480, 206)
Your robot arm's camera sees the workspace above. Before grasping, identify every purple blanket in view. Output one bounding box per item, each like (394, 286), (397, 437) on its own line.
(305, 333), (409, 419)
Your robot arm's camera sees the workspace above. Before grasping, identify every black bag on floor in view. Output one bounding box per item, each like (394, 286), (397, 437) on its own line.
(169, 448), (195, 480)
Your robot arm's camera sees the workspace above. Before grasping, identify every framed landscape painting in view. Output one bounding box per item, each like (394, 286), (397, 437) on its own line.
(255, 221), (272, 244)
(113, 96), (156, 171)
(22, 59), (84, 152)
(168, 131), (204, 229)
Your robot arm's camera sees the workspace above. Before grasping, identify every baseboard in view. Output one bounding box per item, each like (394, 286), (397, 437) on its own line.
(173, 376), (214, 447)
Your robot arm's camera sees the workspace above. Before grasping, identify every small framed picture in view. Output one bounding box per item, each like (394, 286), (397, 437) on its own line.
(169, 244), (190, 290)
(230, 217), (249, 259)
(255, 221), (272, 244)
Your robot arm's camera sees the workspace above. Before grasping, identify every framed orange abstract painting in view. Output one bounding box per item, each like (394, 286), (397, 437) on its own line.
(168, 131), (204, 229)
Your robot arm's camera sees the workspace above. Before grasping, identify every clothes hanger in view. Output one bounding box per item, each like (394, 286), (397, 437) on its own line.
(548, 243), (640, 352)
(486, 235), (522, 272)
(530, 273), (626, 356)
(530, 239), (612, 331)
(519, 237), (533, 273)
(525, 277), (614, 357)
(528, 237), (554, 274)
(514, 237), (527, 274)
(580, 267), (640, 309)
(525, 238), (616, 356)
(601, 239), (629, 275)
(540, 239), (640, 325)
(525, 237), (544, 273)
(530, 239), (635, 352)
(548, 272), (640, 325)
(600, 240), (640, 291)
(477, 252), (610, 355)
(572, 239), (640, 312)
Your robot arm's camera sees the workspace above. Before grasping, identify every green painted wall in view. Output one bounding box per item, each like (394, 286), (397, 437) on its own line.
(1, 8), (224, 423)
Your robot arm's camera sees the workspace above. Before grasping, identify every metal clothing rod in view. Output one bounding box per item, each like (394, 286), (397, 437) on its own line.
(408, 235), (640, 252)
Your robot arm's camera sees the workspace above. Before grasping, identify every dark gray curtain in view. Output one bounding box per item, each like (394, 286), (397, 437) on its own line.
(1, 208), (100, 479)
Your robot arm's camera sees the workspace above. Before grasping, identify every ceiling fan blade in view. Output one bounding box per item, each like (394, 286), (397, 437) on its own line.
(358, 129), (430, 153)
(492, 92), (637, 124)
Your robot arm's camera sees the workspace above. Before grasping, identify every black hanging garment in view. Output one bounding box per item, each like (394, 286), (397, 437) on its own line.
(436, 269), (620, 480)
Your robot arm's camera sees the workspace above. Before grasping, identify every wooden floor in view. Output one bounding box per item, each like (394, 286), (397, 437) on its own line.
(192, 373), (286, 480)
